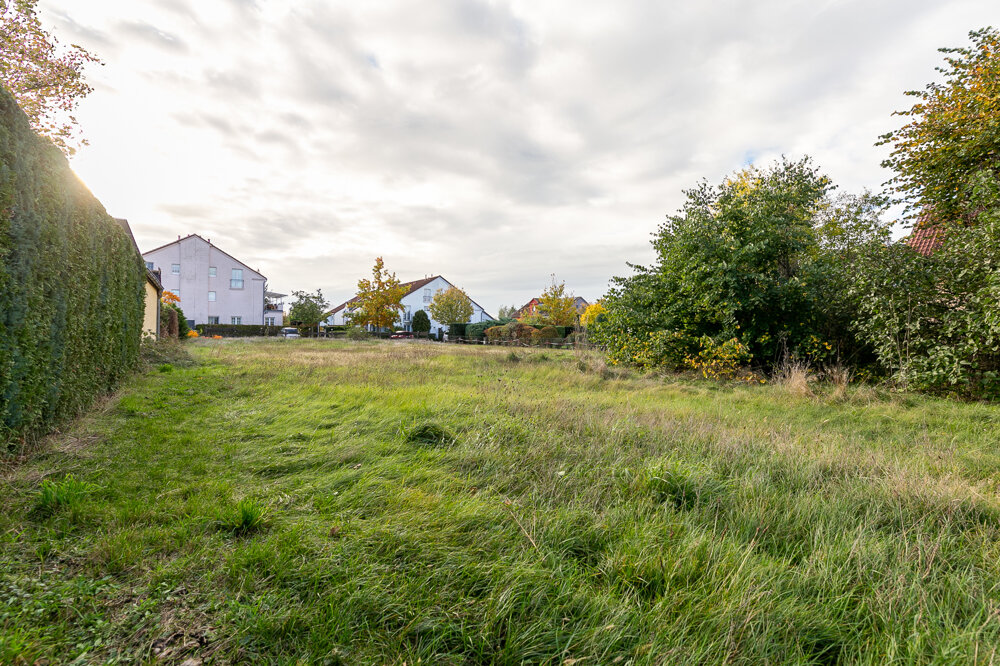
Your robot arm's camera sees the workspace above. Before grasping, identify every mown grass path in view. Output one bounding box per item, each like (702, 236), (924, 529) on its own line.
(3, 340), (1000, 664)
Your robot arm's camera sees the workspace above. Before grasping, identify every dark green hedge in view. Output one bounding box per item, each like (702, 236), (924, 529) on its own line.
(1, 86), (145, 448)
(449, 323), (468, 337)
(195, 324), (283, 337)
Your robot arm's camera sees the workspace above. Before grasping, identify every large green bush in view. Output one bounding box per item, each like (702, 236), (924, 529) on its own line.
(0, 86), (145, 448)
(851, 171), (1000, 397)
(594, 159), (882, 372)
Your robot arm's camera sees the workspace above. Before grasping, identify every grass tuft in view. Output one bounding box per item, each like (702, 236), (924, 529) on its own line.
(33, 474), (98, 517)
(219, 497), (269, 535)
(405, 421), (453, 447)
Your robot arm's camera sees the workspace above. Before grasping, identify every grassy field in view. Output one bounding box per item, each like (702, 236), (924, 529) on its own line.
(3, 339), (1000, 664)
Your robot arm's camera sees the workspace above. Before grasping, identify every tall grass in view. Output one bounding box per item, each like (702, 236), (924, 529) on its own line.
(2, 339), (999, 664)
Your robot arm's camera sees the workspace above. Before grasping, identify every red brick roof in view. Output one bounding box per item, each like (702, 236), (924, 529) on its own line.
(907, 225), (944, 256)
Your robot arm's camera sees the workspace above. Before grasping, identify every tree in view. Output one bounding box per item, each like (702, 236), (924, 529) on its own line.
(537, 277), (578, 326)
(349, 257), (408, 331)
(879, 27), (1000, 225)
(428, 286), (473, 326)
(595, 158), (846, 370)
(411, 309), (431, 337)
(497, 304), (518, 319)
(289, 289), (329, 336)
(161, 289), (180, 305)
(580, 301), (606, 329)
(0, 0), (102, 155)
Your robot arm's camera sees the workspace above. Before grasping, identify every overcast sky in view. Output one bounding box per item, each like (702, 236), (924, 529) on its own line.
(40, 0), (995, 312)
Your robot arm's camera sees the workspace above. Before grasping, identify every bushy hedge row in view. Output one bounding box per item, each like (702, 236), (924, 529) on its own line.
(0, 86), (145, 448)
(194, 324), (284, 337)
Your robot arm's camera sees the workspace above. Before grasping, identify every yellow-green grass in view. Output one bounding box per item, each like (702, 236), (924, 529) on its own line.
(2, 339), (1000, 664)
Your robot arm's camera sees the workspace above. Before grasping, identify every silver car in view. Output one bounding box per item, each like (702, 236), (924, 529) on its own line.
(280, 327), (300, 339)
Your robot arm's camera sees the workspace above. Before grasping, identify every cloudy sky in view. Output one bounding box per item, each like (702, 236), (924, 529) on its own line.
(40, 0), (995, 312)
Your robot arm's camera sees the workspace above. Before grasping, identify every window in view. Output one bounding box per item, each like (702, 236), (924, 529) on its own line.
(145, 261), (154, 270)
(231, 316), (242, 325)
(209, 266), (217, 277)
(208, 291), (216, 302)
(208, 316), (219, 324)
(265, 316), (275, 326)
(423, 288), (431, 302)
(171, 263), (180, 274)
(230, 268), (244, 289)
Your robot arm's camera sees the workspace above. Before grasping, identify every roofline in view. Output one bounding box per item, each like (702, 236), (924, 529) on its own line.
(142, 233), (267, 280)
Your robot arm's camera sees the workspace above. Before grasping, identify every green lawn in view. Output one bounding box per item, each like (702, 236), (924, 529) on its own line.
(3, 339), (1000, 664)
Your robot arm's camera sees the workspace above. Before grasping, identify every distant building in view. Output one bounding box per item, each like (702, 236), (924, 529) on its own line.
(143, 234), (267, 328)
(326, 275), (494, 337)
(264, 291), (286, 327)
(907, 224), (944, 256)
(514, 296), (589, 320)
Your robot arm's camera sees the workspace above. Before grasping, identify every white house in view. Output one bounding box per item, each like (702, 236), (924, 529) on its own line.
(326, 275), (494, 337)
(142, 234), (268, 327)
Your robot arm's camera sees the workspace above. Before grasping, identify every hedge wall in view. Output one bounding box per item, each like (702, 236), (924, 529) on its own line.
(195, 324), (283, 337)
(0, 87), (145, 448)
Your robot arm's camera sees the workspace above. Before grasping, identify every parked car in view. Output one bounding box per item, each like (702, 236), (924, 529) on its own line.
(281, 327), (300, 339)
(390, 330), (414, 339)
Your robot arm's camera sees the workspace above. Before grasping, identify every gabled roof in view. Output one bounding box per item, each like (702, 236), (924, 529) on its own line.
(326, 275), (494, 320)
(142, 233), (266, 280)
(907, 224), (944, 256)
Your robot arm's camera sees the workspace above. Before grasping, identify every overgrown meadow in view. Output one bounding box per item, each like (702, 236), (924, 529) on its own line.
(2, 339), (1000, 664)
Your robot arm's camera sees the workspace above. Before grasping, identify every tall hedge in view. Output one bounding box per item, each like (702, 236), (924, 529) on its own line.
(0, 86), (145, 448)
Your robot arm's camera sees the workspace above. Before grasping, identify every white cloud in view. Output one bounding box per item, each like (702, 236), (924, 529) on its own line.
(40, 0), (996, 311)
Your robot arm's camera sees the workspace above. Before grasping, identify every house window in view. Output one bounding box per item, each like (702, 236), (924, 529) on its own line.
(171, 263), (180, 274)
(230, 269), (243, 289)
(209, 266), (217, 277)
(145, 261), (154, 270)
(265, 316), (275, 326)
(208, 316), (219, 324)
(231, 316), (242, 325)
(208, 291), (216, 302)
(423, 288), (431, 302)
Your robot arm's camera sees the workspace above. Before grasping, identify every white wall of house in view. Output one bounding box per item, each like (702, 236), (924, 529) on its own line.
(143, 235), (267, 326)
(326, 276), (493, 335)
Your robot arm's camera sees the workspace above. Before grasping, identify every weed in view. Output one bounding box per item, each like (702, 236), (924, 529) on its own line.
(157, 363), (173, 373)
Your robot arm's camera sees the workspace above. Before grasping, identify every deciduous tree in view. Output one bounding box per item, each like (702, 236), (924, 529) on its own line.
(580, 301), (606, 329)
(428, 286), (473, 326)
(349, 257), (407, 331)
(537, 277), (577, 326)
(289, 289), (329, 336)
(879, 27), (1000, 225)
(0, 0), (102, 154)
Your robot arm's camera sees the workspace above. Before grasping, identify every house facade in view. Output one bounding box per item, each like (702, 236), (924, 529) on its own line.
(326, 275), (494, 337)
(142, 234), (267, 327)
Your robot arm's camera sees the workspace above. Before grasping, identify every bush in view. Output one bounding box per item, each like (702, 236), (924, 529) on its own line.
(1, 87), (145, 449)
(346, 326), (368, 341)
(194, 324), (283, 338)
(485, 326), (504, 341)
(852, 173), (1000, 398)
(467, 319), (513, 339)
(449, 323), (468, 338)
(537, 326), (560, 340)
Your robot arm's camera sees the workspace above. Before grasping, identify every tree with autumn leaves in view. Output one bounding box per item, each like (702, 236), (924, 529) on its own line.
(1, 0), (102, 155)
(348, 257), (408, 331)
(428, 286), (473, 327)
(879, 27), (1000, 226)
